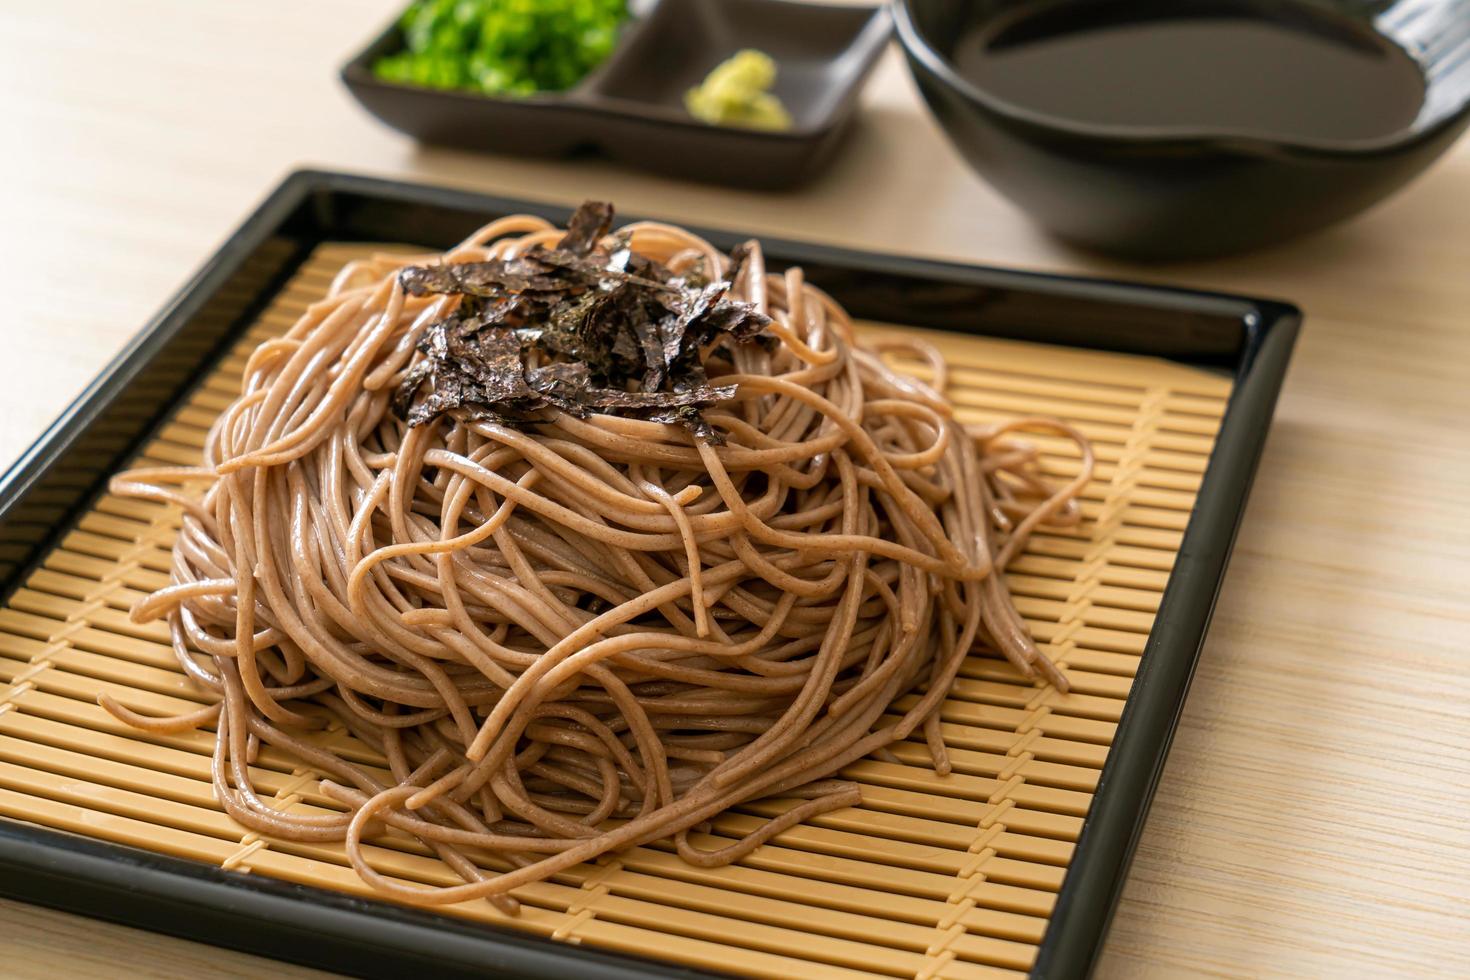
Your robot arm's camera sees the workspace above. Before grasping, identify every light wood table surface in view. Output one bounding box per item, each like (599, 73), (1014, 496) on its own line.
(3, 2), (1468, 977)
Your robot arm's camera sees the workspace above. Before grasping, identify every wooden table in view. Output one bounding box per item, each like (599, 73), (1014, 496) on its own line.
(2, 1), (1468, 976)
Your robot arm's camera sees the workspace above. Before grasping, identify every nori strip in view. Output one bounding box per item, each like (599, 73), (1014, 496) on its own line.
(557, 200), (614, 255)
(393, 201), (772, 441)
(646, 404), (726, 445)
(400, 257), (570, 298)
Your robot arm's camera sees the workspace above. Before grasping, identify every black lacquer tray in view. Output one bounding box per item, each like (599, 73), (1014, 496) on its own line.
(0, 171), (1298, 979)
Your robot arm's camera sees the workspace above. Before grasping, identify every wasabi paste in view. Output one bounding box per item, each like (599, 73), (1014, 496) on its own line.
(685, 50), (793, 131)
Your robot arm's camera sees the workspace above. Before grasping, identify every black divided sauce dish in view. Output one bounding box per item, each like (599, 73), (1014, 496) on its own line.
(896, 0), (1470, 258)
(341, 0), (892, 189)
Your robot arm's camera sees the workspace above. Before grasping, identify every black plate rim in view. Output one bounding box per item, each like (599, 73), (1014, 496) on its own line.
(0, 168), (1299, 980)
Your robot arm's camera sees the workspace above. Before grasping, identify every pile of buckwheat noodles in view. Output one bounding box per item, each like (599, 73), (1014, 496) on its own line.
(104, 207), (1093, 912)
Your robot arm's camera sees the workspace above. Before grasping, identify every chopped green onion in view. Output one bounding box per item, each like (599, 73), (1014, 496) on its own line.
(374, 0), (628, 97)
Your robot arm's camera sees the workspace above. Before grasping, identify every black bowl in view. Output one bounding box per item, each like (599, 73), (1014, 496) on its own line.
(895, 0), (1470, 258)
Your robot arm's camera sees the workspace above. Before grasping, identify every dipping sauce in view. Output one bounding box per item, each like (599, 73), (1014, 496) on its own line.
(951, 0), (1427, 142)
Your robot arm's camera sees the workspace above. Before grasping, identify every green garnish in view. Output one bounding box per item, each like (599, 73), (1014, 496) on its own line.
(685, 50), (793, 131)
(373, 0), (628, 97)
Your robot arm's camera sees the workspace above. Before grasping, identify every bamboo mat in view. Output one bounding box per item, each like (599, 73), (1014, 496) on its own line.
(0, 244), (1232, 980)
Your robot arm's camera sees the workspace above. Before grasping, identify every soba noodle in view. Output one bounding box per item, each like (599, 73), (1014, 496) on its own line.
(105, 209), (1093, 910)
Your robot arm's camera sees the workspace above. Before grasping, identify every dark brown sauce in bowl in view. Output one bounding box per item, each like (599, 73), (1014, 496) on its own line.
(949, 0), (1427, 144)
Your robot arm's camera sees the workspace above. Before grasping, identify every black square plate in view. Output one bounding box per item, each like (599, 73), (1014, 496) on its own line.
(340, 0), (892, 189)
(0, 171), (1298, 979)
